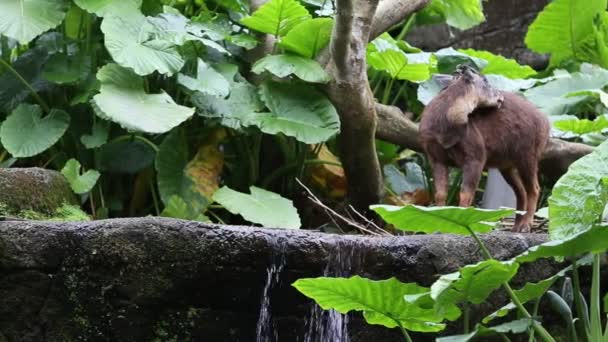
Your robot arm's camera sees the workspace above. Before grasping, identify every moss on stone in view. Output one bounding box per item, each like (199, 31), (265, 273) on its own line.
(1, 203), (90, 221)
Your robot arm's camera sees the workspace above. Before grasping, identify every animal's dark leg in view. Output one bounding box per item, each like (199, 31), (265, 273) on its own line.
(431, 161), (449, 206)
(500, 168), (527, 228)
(459, 160), (484, 207)
(514, 161), (541, 233)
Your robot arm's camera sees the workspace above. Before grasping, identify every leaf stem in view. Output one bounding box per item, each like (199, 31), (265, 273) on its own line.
(590, 253), (602, 341)
(397, 323), (413, 342)
(0, 58), (50, 112)
(466, 227), (556, 342)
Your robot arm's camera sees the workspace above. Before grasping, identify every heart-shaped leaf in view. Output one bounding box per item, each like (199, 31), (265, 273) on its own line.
(252, 54), (330, 83)
(43, 53), (92, 84)
(293, 276), (457, 332)
(279, 18), (333, 58)
(253, 81), (340, 144)
(80, 121), (109, 149)
(92, 63), (195, 134)
(0, 0), (68, 44)
(61, 158), (100, 194)
(101, 12), (185, 76)
(371, 204), (514, 235)
(74, 0), (141, 16)
(0, 104), (70, 158)
(212, 186), (301, 228)
(177, 59), (230, 97)
(240, 0), (310, 37)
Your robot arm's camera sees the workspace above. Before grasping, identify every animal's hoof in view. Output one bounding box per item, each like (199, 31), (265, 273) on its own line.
(511, 223), (532, 233)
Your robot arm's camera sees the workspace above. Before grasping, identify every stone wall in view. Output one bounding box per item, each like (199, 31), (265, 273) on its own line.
(0, 218), (559, 341)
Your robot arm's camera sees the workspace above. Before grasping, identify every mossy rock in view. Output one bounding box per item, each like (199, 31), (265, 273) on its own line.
(0, 168), (77, 217)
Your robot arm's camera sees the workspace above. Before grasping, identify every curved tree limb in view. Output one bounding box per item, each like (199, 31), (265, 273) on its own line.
(369, 0), (431, 41)
(325, 0), (383, 211)
(374, 103), (593, 181)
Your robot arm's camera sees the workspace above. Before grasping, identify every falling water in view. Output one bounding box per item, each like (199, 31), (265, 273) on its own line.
(304, 240), (359, 342)
(255, 238), (286, 342)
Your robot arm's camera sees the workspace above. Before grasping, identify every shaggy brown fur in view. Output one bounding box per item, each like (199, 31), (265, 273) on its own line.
(419, 69), (550, 233)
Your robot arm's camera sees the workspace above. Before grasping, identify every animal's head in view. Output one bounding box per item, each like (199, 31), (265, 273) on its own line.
(454, 65), (503, 108)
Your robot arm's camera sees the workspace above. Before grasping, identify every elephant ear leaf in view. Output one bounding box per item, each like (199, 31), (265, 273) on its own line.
(61, 159), (100, 194)
(0, 0), (69, 44)
(0, 104), (70, 158)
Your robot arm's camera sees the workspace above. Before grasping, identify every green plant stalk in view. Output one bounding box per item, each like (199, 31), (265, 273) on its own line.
(396, 14), (417, 41)
(463, 303), (470, 333)
(1, 36), (9, 62)
(0, 58), (50, 112)
(466, 227), (556, 342)
(382, 78), (395, 104)
(590, 253), (602, 342)
(397, 322), (413, 342)
(0, 150), (7, 163)
(572, 260), (591, 338)
(390, 85), (406, 106)
(149, 178), (160, 216)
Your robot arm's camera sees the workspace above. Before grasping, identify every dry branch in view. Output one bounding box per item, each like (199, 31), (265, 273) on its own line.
(369, 0), (431, 41)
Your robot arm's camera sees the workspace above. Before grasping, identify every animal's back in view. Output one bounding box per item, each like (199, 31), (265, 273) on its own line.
(470, 92), (550, 168)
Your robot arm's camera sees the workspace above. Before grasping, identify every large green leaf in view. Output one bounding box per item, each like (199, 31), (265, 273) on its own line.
(483, 257), (593, 324)
(0, 0), (68, 44)
(43, 53), (91, 84)
(98, 139), (155, 173)
(458, 49), (536, 79)
(437, 319), (534, 342)
(524, 64), (608, 115)
(80, 121), (109, 149)
(177, 59), (230, 97)
(367, 36), (431, 82)
(101, 13), (184, 76)
(525, 0), (607, 66)
(293, 276), (453, 332)
(161, 195), (210, 222)
(0, 48), (50, 114)
(278, 18), (333, 58)
(92, 63), (194, 134)
(155, 129), (215, 214)
(553, 115), (608, 136)
(254, 81), (340, 144)
(431, 260), (519, 307)
(240, 0), (311, 37)
(371, 205), (514, 235)
(0, 104), (70, 158)
(61, 158), (100, 194)
(212, 186), (301, 228)
(74, 0), (140, 16)
(417, 0), (485, 30)
(516, 225), (608, 263)
(192, 67), (264, 129)
(252, 54), (330, 83)
(548, 140), (608, 240)
(434, 47), (487, 74)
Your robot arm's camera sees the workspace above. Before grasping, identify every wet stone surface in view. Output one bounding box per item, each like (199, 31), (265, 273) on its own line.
(0, 218), (563, 341)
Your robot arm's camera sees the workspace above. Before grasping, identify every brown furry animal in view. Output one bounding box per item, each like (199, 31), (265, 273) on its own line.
(419, 67), (550, 233)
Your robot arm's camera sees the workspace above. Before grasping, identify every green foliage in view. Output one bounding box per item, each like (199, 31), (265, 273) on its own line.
(254, 81), (340, 143)
(431, 260), (519, 307)
(548, 140), (608, 240)
(371, 204), (513, 235)
(240, 0), (310, 37)
(458, 49), (536, 79)
(161, 195), (210, 222)
(212, 186), (301, 228)
(367, 34), (432, 82)
(292, 276), (456, 332)
(93, 63), (195, 134)
(61, 158), (100, 194)
(252, 54), (330, 83)
(74, 0), (141, 16)
(279, 18), (332, 58)
(525, 0), (608, 67)
(553, 115), (608, 136)
(0, 0), (68, 44)
(417, 0), (485, 30)
(0, 104), (70, 158)
(177, 59), (230, 97)
(437, 319), (534, 342)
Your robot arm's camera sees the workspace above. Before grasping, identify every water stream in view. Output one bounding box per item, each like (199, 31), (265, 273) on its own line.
(255, 238), (286, 342)
(303, 240), (359, 342)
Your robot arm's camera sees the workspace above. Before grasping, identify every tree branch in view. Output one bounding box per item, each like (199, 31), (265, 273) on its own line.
(325, 0), (383, 212)
(374, 103), (593, 181)
(369, 0), (431, 41)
